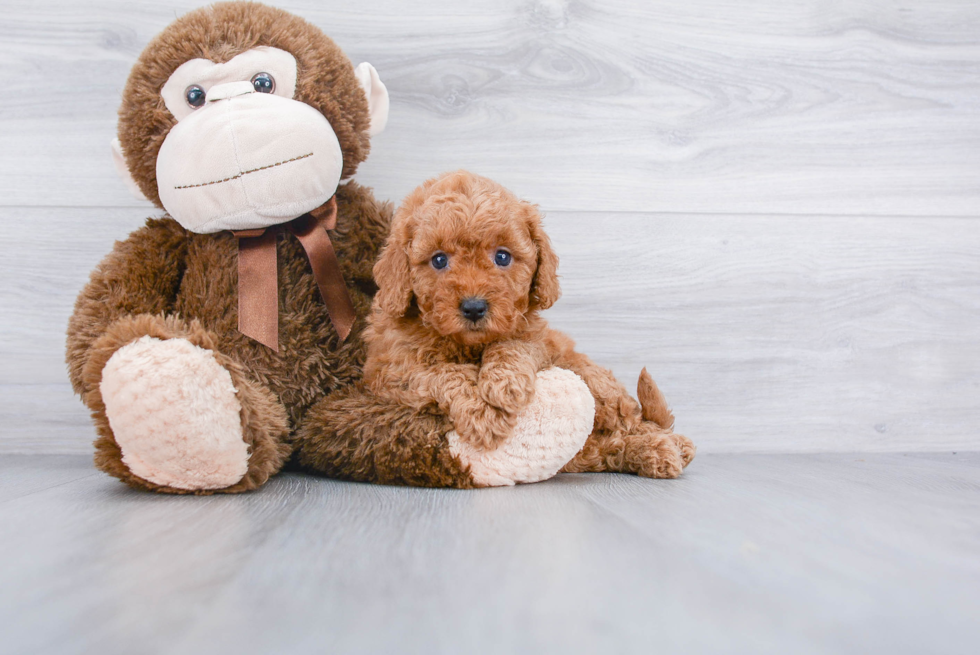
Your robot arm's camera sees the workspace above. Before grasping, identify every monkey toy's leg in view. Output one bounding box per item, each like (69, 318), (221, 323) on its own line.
(558, 355), (696, 479)
(293, 368), (595, 488)
(81, 315), (291, 494)
(292, 384), (476, 488)
(67, 220), (290, 494)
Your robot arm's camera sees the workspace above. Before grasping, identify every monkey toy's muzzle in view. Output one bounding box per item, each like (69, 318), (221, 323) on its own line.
(156, 81), (344, 234)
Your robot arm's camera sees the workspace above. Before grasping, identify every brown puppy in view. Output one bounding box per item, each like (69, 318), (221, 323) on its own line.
(363, 170), (695, 478)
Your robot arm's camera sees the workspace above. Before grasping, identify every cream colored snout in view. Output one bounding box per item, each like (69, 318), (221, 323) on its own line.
(155, 87), (344, 234)
(206, 80), (256, 102)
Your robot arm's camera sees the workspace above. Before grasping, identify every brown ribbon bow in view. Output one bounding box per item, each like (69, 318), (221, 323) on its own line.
(233, 196), (356, 351)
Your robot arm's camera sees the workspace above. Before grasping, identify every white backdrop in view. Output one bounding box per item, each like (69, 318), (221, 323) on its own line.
(1, 0), (978, 453)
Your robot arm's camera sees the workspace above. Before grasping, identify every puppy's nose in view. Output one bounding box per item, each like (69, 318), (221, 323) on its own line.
(460, 297), (488, 322)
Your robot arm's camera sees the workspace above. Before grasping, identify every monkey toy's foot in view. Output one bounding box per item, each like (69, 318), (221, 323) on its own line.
(99, 336), (252, 491)
(447, 367), (596, 487)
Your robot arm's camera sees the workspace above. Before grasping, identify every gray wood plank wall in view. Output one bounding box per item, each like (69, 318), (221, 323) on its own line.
(1, 0), (977, 454)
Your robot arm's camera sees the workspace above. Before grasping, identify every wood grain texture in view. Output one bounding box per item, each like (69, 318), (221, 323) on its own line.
(1, 453), (978, 654)
(4, 206), (977, 454)
(2, 1), (979, 454)
(0, 0), (978, 214)
(0, 385), (96, 453)
(543, 211), (980, 452)
(0, 454), (98, 503)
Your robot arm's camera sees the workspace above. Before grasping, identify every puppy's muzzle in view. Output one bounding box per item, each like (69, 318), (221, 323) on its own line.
(459, 297), (488, 323)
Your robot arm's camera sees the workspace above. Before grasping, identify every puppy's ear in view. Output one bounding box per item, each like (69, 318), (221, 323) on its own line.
(527, 205), (561, 310)
(373, 220), (414, 318)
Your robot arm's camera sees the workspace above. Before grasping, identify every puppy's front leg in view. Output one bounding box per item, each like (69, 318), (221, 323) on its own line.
(478, 340), (549, 414)
(447, 393), (518, 451)
(415, 364), (517, 451)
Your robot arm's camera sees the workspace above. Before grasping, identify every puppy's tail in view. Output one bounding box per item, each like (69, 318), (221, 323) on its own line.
(637, 367), (675, 430)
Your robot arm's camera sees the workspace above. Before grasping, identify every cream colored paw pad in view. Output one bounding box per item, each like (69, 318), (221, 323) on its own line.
(100, 336), (249, 490)
(448, 367), (595, 487)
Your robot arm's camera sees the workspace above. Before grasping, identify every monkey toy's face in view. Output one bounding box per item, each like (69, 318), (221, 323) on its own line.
(112, 2), (388, 234)
(157, 46), (350, 233)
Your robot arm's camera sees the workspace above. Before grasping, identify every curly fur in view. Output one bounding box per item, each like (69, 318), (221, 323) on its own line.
(294, 171), (694, 485)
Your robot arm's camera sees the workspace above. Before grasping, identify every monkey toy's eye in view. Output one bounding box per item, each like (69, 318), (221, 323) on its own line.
(431, 252), (449, 270)
(185, 85), (206, 108)
(494, 249), (512, 267)
(251, 72), (275, 93)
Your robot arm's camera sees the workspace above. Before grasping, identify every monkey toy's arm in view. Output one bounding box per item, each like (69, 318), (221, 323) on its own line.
(66, 217), (189, 397)
(332, 181), (395, 294)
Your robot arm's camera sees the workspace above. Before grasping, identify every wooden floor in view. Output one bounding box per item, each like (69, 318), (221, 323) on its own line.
(1, 453), (978, 654)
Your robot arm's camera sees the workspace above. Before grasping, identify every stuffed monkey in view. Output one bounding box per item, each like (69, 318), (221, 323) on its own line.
(66, 2), (395, 493)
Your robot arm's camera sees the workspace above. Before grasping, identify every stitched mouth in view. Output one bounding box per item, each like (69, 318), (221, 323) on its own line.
(173, 152), (314, 190)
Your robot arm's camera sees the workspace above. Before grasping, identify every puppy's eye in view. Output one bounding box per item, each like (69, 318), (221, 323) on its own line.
(494, 249), (512, 267)
(431, 252), (449, 270)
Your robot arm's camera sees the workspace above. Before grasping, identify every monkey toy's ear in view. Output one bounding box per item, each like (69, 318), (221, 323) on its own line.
(354, 62), (389, 137)
(110, 137), (150, 202)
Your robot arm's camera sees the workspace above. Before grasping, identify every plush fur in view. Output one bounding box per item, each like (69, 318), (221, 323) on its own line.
(101, 336), (249, 490)
(117, 1), (372, 205)
(447, 367), (595, 486)
(293, 171), (694, 486)
(294, 386), (476, 487)
(66, 3), (392, 493)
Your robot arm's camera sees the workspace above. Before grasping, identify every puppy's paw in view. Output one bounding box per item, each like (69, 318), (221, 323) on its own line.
(622, 424), (689, 479)
(450, 401), (517, 451)
(670, 432), (696, 468)
(477, 360), (536, 413)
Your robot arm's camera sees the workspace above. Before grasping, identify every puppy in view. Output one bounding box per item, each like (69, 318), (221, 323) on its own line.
(363, 170), (694, 479)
